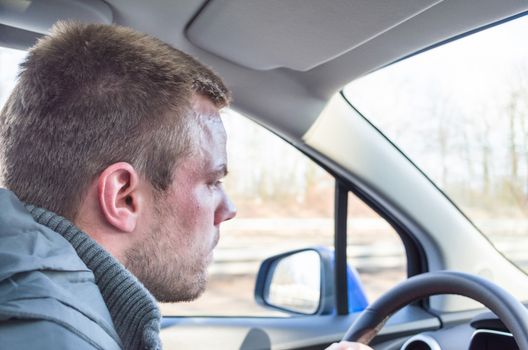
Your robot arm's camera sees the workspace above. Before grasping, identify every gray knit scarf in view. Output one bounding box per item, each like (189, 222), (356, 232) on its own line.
(25, 204), (162, 350)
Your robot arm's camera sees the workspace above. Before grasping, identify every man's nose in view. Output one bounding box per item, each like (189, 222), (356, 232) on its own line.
(215, 194), (237, 225)
(223, 195), (237, 222)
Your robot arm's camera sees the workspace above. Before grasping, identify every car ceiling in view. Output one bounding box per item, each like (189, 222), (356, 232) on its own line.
(1, 0), (528, 140)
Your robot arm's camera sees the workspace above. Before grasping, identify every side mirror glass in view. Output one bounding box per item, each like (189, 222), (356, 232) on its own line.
(265, 250), (321, 314)
(255, 246), (369, 315)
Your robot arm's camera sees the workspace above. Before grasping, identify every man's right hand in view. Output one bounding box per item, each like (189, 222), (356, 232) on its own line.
(325, 341), (374, 350)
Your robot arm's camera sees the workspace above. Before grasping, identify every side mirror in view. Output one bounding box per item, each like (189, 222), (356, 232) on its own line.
(254, 246), (368, 315)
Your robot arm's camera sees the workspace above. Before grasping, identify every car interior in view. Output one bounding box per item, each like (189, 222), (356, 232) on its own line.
(1, 0), (528, 349)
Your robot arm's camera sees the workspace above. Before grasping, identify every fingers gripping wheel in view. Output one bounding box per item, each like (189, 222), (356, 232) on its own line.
(342, 271), (528, 349)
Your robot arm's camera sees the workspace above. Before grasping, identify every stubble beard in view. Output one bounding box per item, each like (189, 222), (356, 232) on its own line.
(124, 204), (209, 303)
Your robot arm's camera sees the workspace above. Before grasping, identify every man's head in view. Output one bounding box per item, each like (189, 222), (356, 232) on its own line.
(0, 22), (236, 301)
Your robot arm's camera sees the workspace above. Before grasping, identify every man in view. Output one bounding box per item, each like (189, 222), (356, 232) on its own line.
(0, 22), (236, 349)
(0, 22), (370, 350)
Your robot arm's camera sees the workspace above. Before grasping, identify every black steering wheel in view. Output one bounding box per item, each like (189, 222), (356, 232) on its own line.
(342, 271), (528, 349)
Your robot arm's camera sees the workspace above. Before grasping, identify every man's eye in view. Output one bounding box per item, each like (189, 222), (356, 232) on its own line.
(208, 180), (223, 188)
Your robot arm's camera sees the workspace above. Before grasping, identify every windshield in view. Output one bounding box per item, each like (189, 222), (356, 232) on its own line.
(343, 14), (528, 273)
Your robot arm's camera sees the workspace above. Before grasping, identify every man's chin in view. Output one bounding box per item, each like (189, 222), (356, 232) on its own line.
(152, 273), (208, 303)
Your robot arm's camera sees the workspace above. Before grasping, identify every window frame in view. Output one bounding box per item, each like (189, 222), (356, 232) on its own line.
(219, 111), (424, 316)
(259, 119), (427, 315)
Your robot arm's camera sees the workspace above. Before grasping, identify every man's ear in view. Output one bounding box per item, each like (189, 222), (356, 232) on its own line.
(97, 162), (143, 233)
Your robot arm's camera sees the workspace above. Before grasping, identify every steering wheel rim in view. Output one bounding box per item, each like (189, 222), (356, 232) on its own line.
(342, 271), (528, 349)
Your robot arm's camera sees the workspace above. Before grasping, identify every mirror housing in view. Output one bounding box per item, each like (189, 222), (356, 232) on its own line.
(255, 246), (368, 315)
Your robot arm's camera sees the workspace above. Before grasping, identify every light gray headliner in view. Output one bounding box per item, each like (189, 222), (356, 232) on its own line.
(0, 0), (112, 32)
(186, 0), (441, 71)
(105, 0), (528, 140)
(2, 0), (528, 139)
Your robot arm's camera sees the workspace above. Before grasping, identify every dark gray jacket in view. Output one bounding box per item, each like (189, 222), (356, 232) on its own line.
(0, 189), (161, 349)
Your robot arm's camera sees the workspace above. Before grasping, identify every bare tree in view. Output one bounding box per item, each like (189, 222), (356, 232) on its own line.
(424, 92), (460, 188)
(507, 92), (519, 183)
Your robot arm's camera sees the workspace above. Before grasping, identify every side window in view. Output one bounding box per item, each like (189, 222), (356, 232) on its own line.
(159, 110), (408, 316)
(347, 193), (407, 302)
(160, 110), (335, 316)
(0, 47), (26, 107)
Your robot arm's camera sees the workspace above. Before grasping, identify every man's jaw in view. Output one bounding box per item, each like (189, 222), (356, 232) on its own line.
(207, 230), (220, 264)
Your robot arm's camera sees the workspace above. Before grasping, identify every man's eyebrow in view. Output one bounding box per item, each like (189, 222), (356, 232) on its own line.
(210, 164), (228, 178)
